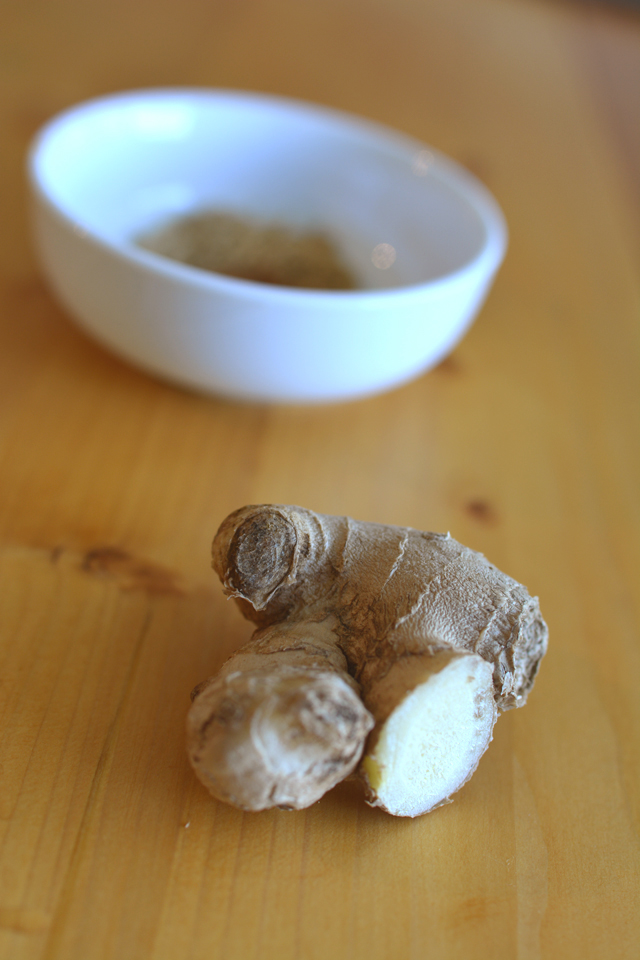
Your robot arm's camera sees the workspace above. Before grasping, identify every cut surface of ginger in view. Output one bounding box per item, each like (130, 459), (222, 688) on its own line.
(362, 654), (497, 817)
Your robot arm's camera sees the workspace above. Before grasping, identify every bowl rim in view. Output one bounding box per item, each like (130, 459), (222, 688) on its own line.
(28, 87), (508, 303)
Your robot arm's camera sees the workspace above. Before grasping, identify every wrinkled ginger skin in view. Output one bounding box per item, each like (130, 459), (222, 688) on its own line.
(187, 619), (374, 811)
(211, 504), (548, 708)
(188, 504), (548, 814)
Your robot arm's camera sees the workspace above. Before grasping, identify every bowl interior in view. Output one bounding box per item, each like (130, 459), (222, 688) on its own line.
(32, 90), (497, 291)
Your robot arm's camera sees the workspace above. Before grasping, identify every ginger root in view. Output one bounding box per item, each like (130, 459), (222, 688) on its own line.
(187, 505), (548, 817)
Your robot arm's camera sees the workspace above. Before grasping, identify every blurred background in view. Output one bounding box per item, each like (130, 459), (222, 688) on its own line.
(1, 1), (638, 959)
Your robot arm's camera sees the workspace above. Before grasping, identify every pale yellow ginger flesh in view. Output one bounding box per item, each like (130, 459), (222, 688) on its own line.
(187, 505), (548, 817)
(362, 651), (496, 816)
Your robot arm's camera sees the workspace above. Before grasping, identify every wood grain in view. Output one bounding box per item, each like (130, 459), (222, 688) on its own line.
(1, 0), (638, 957)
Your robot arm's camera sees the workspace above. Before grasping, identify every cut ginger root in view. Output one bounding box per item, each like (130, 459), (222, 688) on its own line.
(187, 505), (548, 817)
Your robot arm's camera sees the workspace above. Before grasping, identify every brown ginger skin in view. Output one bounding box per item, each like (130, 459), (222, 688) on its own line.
(187, 619), (373, 811)
(187, 505), (548, 815)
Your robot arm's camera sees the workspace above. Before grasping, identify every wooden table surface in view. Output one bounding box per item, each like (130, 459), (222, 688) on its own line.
(1, 0), (639, 957)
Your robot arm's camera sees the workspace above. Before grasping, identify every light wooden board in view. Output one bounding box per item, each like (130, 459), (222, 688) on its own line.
(0, 0), (638, 957)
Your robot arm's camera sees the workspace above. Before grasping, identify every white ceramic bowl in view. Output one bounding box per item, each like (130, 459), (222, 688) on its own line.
(28, 89), (507, 403)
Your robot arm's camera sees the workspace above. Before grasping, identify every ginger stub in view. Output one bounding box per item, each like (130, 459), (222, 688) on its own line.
(187, 505), (548, 817)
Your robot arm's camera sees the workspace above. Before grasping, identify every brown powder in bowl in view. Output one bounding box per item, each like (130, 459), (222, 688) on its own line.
(137, 210), (356, 290)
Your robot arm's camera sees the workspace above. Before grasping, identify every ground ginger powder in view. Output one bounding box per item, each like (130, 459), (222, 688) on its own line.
(137, 211), (356, 290)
